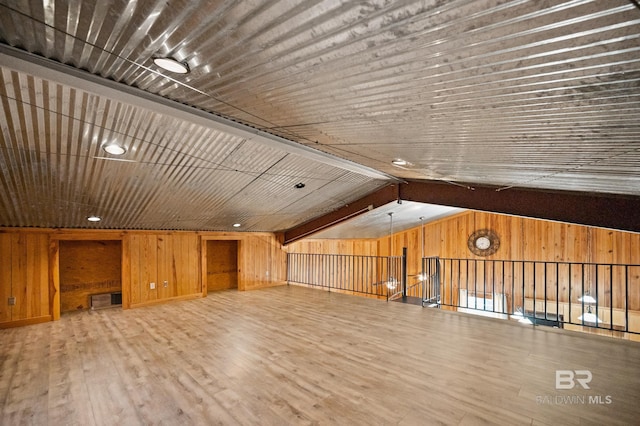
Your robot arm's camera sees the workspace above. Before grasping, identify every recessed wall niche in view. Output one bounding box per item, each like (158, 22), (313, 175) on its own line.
(59, 240), (122, 312)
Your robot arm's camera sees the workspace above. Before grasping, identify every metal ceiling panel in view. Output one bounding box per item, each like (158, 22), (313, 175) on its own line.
(0, 0), (639, 233)
(0, 65), (388, 230)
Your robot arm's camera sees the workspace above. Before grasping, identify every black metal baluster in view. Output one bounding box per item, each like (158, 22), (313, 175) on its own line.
(610, 264), (613, 331)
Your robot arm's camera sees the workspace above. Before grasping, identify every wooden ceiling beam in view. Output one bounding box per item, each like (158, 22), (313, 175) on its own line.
(283, 184), (400, 245)
(284, 180), (639, 244)
(400, 180), (640, 234)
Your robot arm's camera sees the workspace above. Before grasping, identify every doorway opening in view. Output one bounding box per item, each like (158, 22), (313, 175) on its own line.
(206, 240), (239, 292)
(59, 240), (123, 313)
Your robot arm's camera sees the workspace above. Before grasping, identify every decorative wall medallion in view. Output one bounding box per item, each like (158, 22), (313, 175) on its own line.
(467, 229), (500, 256)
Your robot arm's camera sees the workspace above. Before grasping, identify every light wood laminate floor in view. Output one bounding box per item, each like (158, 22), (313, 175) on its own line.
(2, 285), (640, 425)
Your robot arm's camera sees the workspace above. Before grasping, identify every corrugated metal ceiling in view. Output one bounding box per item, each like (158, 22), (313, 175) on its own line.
(0, 0), (639, 232)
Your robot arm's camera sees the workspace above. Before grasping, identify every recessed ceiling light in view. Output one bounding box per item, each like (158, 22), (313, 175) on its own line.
(153, 57), (190, 74)
(392, 159), (407, 166)
(233, 223), (241, 228)
(102, 142), (126, 156)
(87, 215), (101, 222)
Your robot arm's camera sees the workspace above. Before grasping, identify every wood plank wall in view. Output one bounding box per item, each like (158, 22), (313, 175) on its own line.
(0, 228), (288, 328)
(0, 232), (50, 328)
(287, 211), (640, 310)
(126, 233), (201, 309)
(288, 239), (379, 256)
(201, 232), (287, 292)
(288, 210), (640, 263)
(206, 240), (239, 292)
(59, 240), (122, 312)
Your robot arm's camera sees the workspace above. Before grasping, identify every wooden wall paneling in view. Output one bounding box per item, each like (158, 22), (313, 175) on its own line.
(193, 234), (202, 294)
(179, 233), (194, 295)
(200, 238), (208, 297)
(49, 238), (60, 320)
(244, 236), (263, 291)
(128, 234), (142, 306)
(285, 209), (639, 339)
(127, 233), (201, 308)
(565, 225), (587, 304)
(495, 214), (515, 260)
(156, 235), (171, 299)
(171, 233), (181, 296)
(451, 213), (473, 259)
(128, 234), (138, 305)
(610, 232), (631, 314)
(406, 228), (421, 297)
(275, 236), (285, 283)
(592, 228), (614, 312)
(274, 234), (288, 283)
(200, 232), (286, 293)
(49, 230), (126, 240)
(121, 235), (131, 309)
(256, 235), (273, 290)
(565, 224), (588, 264)
(58, 240), (122, 313)
(175, 234), (190, 297)
(0, 234), (11, 323)
(238, 238), (250, 291)
(11, 233), (27, 320)
(553, 219), (568, 262)
(629, 235), (640, 313)
(378, 236), (390, 257)
(520, 218), (536, 262)
(424, 220), (441, 258)
(206, 240), (238, 292)
(141, 235), (158, 303)
(270, 234), (284, 286)
(242, 236), (255, 291)
(31, 234), (49, 318)
(14, 234), (48, 320)
(0, 232), (50, 325)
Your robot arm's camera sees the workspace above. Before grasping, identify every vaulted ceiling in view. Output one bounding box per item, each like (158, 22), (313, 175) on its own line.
(1, 0), (639, 235)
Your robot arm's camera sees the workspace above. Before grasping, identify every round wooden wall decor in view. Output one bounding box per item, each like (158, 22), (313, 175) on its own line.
(467, 229), (500, 256)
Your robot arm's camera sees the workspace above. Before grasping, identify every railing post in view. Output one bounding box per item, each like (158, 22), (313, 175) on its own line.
(286, 253), (290, 285)
(402, 247), (407, 298)
(421, 257), (426, 305)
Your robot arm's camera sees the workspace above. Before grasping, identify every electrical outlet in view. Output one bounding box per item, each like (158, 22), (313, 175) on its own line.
(163, 280), (168, 288)
(8, 296), (16, 306)
(150, 282), (156, 289)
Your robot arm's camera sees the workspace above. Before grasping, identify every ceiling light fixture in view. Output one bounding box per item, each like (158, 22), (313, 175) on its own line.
(578, 308), (602, 324)
(578, 292), (600, 324)
(87, 215), (101, 222)
(578, 293), (597, 304)
(233, 223), (241, 228)
(294, 182), (305, 189)
(102, 142), (127, 156)
(392, 159), (407, 166)
(153, 57), (190, 74)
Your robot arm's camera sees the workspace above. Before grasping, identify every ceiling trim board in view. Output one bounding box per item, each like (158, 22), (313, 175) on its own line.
(0, 44), (398, 182)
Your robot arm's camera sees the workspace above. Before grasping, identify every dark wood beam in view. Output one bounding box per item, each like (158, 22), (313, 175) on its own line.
(283, 180), (639, 245)
(283, 184), (399, 245)
(400, 180), (640, 233)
